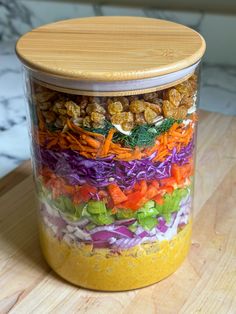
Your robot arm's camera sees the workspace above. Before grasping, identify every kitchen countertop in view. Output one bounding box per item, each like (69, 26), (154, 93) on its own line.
(1, 40), (236, 178)
(0, 110), (235, 313)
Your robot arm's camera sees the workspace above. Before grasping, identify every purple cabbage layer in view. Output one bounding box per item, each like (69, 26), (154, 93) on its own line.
(35, 139), (194, 189)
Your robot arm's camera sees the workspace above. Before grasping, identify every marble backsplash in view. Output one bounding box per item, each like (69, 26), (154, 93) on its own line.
(0, 0), (236, 65)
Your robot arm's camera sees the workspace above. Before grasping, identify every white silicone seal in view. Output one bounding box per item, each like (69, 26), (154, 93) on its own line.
(27, 61), (200, 94)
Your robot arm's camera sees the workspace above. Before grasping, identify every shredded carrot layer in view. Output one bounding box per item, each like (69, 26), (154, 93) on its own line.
(35, 118), (195, 162)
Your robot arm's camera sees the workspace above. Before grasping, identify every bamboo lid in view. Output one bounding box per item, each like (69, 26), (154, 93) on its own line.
(16, 16), (205, 82)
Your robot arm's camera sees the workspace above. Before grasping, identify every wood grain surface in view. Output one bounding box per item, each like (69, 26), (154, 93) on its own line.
(16, 16), (205, 81)
(0, 110), (235, 314)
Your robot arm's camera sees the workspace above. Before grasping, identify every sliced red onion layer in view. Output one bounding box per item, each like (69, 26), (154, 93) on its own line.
(40, 192), (192, 250)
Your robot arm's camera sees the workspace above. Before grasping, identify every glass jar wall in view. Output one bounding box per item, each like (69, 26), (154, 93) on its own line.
(26, 71), (198, 291)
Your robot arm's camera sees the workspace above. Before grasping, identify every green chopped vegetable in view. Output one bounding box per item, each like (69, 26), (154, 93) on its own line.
(137, 207), (159, 220)
(87, 200), (107, 214)
(136, 200), (158, 230)
(114, 118), (183, 148)
(115, 208), (135, 220)
(138, 216), (158, 230)
(81, 201), (114, 225)
(90, 213), (114, 225)
(143, 200), (155, 211)
(156, 188), (188, 223)
(128, 221), (138, 232)
(137, 200), (158, 220)
(54, 195), (86, 220)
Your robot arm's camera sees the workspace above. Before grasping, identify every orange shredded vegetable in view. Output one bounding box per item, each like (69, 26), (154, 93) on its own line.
(35, 119), (195, 162)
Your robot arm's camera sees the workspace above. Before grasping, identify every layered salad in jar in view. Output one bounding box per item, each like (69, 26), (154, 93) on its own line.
(29, 73), (197, 290)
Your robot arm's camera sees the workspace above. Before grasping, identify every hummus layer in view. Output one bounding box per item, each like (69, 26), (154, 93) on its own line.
(39, 221), (192, 291)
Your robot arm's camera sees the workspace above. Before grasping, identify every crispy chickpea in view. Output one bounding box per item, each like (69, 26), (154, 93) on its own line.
(91, 112), (105, 124)
(135, 113), (146, 125)
(189, 74), (198, 91)
(65, 100), (80, 117)
(181, 96), (193, 109)
(108, 101), (123, 115)
(175, 106), (188, 119)
(146, 102), (162, 115)
(162, 100), (176, 118)
(111, 112), (134, 125)
(164, 88), (182, 107)
(83, 116), (91, 128)
(117, 97), (129, 111)
(163, 101), (188, 119)
(86, 103), (106, 114)
(175, 83), (189, 95)
(92, 121), (105, 129)
(130, 100), (147, 113)
(144, 107), (158, 124)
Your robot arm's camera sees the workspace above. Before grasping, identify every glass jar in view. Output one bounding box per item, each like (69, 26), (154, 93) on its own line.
(16, 16), (205, 291)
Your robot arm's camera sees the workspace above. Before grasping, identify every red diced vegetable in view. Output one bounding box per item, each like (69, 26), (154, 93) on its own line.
(171, 162), (193, 184)
(118, 191), (146, 211)
(98, 190), (108, 199)
(133, 181), (141, 191)
(158, 186), (174, 195)
(124, 189), (133, 195)
(171, 164), (182, 184)
(107, 183), (128, 205)
(79, 184), (97, 202)
(140, 180), (148, 195)
(160, 177), (176, 187)
(151, 180), (160, 189)
(153, 194), (164, 205)
(146, 185), (159, 199)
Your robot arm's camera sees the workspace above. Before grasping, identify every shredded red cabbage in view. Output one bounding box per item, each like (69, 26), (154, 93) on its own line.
(36, 139), (194, 189)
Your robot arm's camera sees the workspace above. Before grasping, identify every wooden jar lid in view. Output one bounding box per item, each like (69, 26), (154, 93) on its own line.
(16, 16), (205, 82)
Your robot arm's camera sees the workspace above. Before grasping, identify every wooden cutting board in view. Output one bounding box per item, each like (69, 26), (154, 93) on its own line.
(0, 110), (235, 314)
